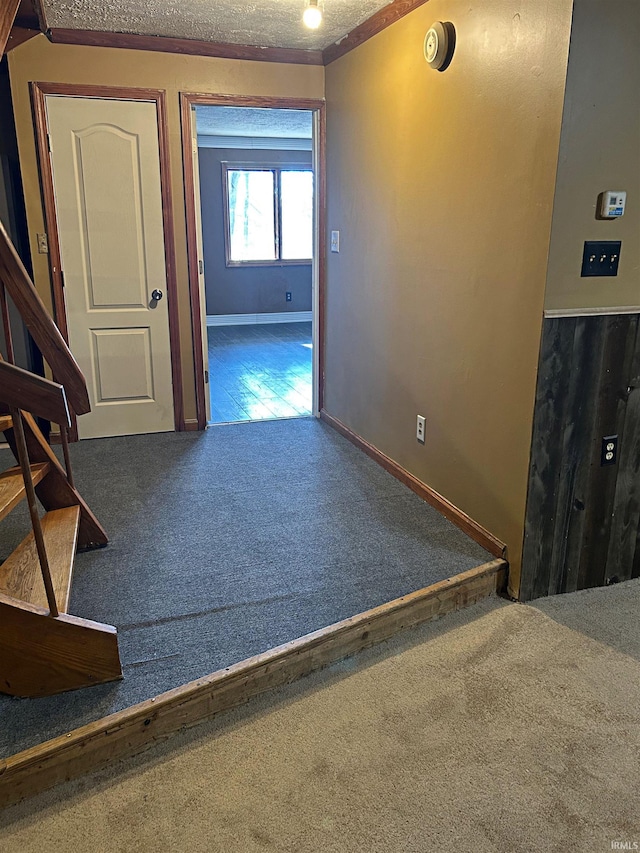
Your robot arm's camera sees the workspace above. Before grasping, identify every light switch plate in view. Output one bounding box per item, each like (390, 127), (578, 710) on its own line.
(330, 231), (340, 253)
(581, 241), (621, 277)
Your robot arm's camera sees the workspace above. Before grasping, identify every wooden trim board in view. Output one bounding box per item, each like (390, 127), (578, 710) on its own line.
(5, 25), (39, 51)
(0, 558), (505, 809)
(320, 410), (507, 559)
(180, 92), (208, 431)
(47, 0), (430, 68)
(49, 28), (324, 66)
(322, 0), (430, 64)
(0, 0), (20, 56)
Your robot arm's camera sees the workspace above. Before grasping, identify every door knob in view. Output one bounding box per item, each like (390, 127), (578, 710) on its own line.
(151, 289), (163, 301)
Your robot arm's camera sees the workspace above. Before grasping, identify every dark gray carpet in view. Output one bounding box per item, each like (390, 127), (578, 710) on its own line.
(0, 418), (491, 758)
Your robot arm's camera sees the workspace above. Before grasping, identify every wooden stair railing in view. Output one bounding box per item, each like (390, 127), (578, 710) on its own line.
(0, 0), (21, 57)
(0, 152), (121, 696)
(1, 362), (74, 617)
(0, 220), (90, 415)
(0, 366), (121, 697)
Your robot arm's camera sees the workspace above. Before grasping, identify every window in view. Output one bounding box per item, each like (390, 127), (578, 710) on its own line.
(223, 164), (313, 266)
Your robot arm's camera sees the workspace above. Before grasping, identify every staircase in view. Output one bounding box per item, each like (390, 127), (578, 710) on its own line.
(0, 219), (122, 698)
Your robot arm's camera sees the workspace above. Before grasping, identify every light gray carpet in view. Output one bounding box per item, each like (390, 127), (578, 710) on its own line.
(0, 418), (491, 758)
(1, 580), (638, 852)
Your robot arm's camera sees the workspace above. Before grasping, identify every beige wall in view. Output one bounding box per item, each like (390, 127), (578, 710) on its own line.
(544, 0), (640, 313)
(324, 0), (573, 594)
(8, 36), (324, 420)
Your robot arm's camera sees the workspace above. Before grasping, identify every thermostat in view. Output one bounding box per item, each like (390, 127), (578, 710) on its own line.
(599, 191), (626, 219)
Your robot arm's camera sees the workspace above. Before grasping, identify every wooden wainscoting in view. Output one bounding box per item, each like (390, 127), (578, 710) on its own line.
(521, 313), (640, 601)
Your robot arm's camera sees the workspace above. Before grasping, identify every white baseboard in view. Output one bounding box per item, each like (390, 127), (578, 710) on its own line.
(206, 311), (312, 326)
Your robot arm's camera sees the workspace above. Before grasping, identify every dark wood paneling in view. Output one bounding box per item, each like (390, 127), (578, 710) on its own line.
(49, 29), (324, 66)
(322, 0), (429, 65)
(521, 314), (640, 601)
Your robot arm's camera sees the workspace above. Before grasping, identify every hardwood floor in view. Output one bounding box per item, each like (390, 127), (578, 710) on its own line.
(207, 322), (312, 423)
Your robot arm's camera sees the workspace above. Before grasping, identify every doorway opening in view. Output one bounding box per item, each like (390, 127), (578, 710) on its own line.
(181, 96), (325, 429)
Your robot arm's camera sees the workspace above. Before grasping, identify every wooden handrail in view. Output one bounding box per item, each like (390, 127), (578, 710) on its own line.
(0, 361), (71, 427)
(0, 0), (20, 57)
(0, 221), (91, 415)
(0, 281), (14, 363)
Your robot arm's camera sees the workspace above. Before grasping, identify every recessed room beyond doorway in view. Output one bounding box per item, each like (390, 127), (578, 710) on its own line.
(191, 103), (316, 425)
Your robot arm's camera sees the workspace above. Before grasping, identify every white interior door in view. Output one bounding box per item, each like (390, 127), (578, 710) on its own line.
(190, 108), (211, 423)
(45, 95), (175, 439)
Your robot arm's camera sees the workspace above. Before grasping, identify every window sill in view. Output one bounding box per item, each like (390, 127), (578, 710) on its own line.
(225, 260), (313, 269)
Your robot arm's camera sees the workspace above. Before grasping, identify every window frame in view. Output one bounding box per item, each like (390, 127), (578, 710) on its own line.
(221, 161), (313, 268)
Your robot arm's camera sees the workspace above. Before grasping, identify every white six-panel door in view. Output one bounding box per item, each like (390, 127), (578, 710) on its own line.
(46, 95), (175, 439)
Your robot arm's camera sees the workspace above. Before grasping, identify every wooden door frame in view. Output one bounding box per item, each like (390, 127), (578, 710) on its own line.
(30, 82), (185, 435)
(180, 92), (326, 430)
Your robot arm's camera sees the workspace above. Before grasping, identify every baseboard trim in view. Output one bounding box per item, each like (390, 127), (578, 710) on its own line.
(206, 312), (312, 326)
(320, 410), (507, 560)
(183, 419), (200, 431)
(0, 559), (505, 809)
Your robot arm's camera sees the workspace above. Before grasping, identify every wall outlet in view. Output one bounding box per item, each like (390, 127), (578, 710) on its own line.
(416, 415), (426, 443)
(601, 434), (618, 466)
(286, 292), (292, 302)
(36, 233), (48, 254)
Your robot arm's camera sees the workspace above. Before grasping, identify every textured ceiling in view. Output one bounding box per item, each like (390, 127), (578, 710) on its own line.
(195, 106), (312, 138)
(42, 0), (392, 51)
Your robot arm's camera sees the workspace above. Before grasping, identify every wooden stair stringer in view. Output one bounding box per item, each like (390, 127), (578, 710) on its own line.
(0, 505), (81, 612)
(0, 593), (122, 698)
(3, 411), (107, 549)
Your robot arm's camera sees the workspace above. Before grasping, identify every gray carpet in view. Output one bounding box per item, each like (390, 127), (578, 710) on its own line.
(1, 580), (638, 851)
(0, 418), (491, 758)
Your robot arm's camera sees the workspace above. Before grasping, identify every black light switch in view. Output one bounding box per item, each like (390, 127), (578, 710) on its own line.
(581, 241), (621, 277)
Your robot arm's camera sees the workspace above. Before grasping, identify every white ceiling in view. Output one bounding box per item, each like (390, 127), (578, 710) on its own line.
(195, 106), (312, 138)
(42, 0), (392, 51)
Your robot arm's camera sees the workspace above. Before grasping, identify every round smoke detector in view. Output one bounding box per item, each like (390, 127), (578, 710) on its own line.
(424, 21), (455, 71)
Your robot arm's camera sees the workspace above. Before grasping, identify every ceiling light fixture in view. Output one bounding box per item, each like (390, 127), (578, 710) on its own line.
(303, 0), (322, 29)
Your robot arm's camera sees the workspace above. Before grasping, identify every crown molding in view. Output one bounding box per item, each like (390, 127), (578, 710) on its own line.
(48, 28), (324, 65)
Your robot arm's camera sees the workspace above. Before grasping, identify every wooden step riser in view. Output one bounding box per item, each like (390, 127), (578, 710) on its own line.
(0, 559), (506, 810)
